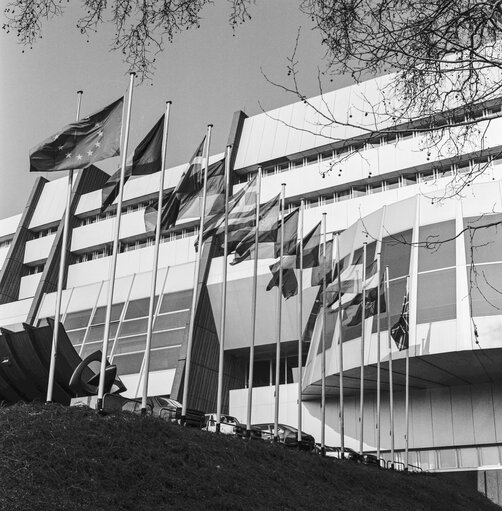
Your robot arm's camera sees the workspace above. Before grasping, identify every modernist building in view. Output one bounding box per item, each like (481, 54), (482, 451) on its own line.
(1, 75), (502, 500)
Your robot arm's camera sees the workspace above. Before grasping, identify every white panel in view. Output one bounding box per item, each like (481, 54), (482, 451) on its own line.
(37, 288), (72, 319)
(24, 233), (56, 264)
(450, 386), (475, 445)
(120, 369), (175, 399)
(19, 273), (42, 300)
(284, 102), (308, 158)
(0, 297), (32, 327)
(64, 282), (103, 314)
(461, 181), (502, 218)
(472, 383), (497, 444)
(29, 175), (68, 228)
(0, 213), (21, 238)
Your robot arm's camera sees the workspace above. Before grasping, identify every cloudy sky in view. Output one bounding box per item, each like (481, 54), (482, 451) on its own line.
(0, 1), (353, 219)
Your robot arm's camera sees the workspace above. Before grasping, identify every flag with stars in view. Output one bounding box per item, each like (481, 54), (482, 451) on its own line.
(29, 97), (123, 172)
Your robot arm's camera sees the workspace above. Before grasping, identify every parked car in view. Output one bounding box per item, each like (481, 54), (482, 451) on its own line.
(204, 413), (242, 435)
(203, 413), (262, 439)
(121, 396), (205, 427)
(252, 423), (315, 451)
(316, 444), (381, 466)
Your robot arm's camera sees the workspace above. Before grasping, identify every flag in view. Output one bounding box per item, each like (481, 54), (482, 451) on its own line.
(299, 221), (321, 269)
(311, 239), (333, 286)
(201, 176), (258, 250)
(265, 208), (300, 298)
(145, 138), (205, 232)
(231, 194), (280, 264)
(101, 114), (164, 212)
(30, 97), (123, 172)
(391, 292), (409, 350)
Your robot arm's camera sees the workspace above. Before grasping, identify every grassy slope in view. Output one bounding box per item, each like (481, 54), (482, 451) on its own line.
(0, 403), (499, 511)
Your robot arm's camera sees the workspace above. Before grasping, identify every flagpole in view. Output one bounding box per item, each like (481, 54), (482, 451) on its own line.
(376, 250), (382, 460)
(182, 124), (213, 418)
(216, 144), (232, 432)
(405, 274), (410, 470)
(140, 101), (172, 413)
(46, 90), (83, 403)
(273, 183), (286, 442)
(385, 265), (395, 466)
(246, 168), (262, 437)
(97, 72), (135, 410)
(359, 241), (367, 455)
(321, 212), (327, 455)
(297, 199), (304, 445)
(336, 233), (345, 458)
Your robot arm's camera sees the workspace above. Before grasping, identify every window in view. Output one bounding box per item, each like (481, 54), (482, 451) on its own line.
(385, 178), (400, 190)
(335, 189), (351, 202)
(352, 185), (367, 198)
(402, 175), (417, 186)
(417, 269), (456, 323)
(64, 310), (93, 330)
(418, 221), (456, 272)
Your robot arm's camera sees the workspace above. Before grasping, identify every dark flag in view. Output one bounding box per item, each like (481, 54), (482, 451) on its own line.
(231, 194), (280, 264)
(299, 221), (321, 269)
(311, 239), (333, 286)
(30, 97), (123, 172)
(101, 114), (164, 212)
(391, 292), (409, 351)
(146, 138), (205, 232)
(266, 208), (300, 298)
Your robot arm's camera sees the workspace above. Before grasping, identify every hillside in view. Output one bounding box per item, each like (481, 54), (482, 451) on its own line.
(0, 402), (498, 511)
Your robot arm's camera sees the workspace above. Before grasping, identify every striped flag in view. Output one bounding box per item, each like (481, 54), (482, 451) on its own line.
(201, 176), (258, 250)
(30, 97), (123, 172)
(101, 114), (164, 212)
(231, 193), (280, 264)
(391, 292), (409, 350)
(311, 239), (333, 286)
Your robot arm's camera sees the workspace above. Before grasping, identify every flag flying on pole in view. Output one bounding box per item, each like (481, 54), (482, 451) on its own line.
(144, 138), (205, 232)
(201, 175), (258, 250)
(231, 193), (281, 265)
(266, 208), (300, 298)
(101, 114), (164, 212)
(30, 97), (123, 172)
(391, 292), (409, 350)
(311, 239), (333, 287)
(299, 221), (321, 269)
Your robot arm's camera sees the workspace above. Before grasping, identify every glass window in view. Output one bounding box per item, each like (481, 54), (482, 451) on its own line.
(66, 329), (86, 345)
(352, 185), (367, 198)
(381, 230), (412, 280)
(438, 449), (457, 469)
(91, 303), (124, 325)
(369, 182), (382, 194)
(114, 334), (147, 355)
(459, 448), (478, 468)
(469, 263), (502, 317)
(336, 189), (351, 202)
(150, 347), (180, 371)
(418, 450), (438, 470)
(373, 276), (407, 334)
(253, 360), (271, 387)
(85, 322), (119, 343)
(159, 290), (192, 314)
(417, 269), (456, 323)
(125, 297), (159, 320)
(402, 175), (417, 186)
(418, 221), (456, 272)
(152, 330), (185, 349)
(464, 214), (502, 265)
(480, 446), (500, 466)
(114, 352), (143, 375)
(386, 178), (399, 190)
(153, 312), (189, 332)
(119, 317), (149, 337)
(64, 310), (92, 331)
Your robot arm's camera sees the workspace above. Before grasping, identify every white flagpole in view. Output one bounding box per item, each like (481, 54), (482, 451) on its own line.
(97, 72), (135, 410)
(297, 199), (304, 444)
(376, 250), (382, 460)
(46, 90), (83, 403)
(336, 233), (345, 457)
(321, 212), (327, 455)
(141, 101), (172, 413)
(216, 144), (232, 432)
(359, 241), (367, 455)
(405, 274), (410, 470)
(274, 183), (286, 441)
(182, 124), (213, 418)
(246, 167), (262, 436)
(385, 265), (395, 466)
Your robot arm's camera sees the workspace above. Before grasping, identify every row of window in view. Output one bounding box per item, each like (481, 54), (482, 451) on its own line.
(382, 444), (502, 471)
(31, 226), (58, 240)
(76, 199), (155, 228)
(72, 227), (200, 264)
(0, 239), (12, 249)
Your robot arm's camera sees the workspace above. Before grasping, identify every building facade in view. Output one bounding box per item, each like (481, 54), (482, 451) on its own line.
(1, 75), (502, 500)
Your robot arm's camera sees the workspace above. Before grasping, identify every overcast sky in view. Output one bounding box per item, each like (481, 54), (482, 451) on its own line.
(0, 1), (353, 220)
